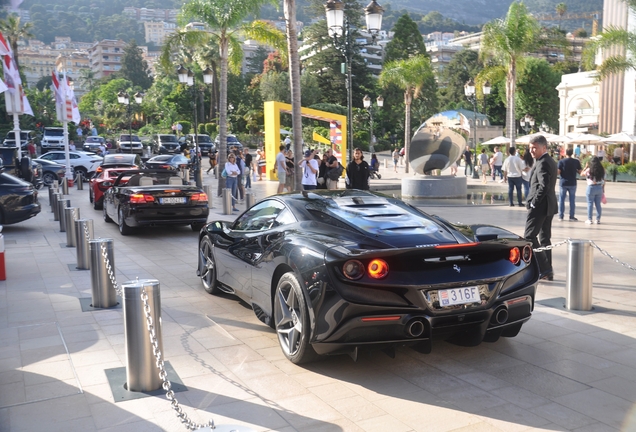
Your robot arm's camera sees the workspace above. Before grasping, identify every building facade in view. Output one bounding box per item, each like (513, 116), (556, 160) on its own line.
(556, 71), (600, 135)
(89, 39), (126, 79)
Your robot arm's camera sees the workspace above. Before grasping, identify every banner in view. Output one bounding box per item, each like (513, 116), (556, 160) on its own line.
(0, 31), (32, 115)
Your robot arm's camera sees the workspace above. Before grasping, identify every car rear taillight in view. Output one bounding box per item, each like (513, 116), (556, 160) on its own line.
(522, 245), (532, 263)
(342, 260), (364, 280)
(130, 194), (155, 204)
(368, 259), (389, 279)
(96, 167), (103, 173)
(190, 192), (208, 201)
(509, 247), (521, 265)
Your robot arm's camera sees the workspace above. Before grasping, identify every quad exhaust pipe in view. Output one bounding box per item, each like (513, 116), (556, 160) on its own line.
(406, 319), (425, 338)
(492, 306), (509, 325)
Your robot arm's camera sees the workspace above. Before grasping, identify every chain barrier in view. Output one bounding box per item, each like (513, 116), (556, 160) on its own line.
(589, 240), (636, 272)
(532, 238), (569, 253)
(83, 222), (91, 242)
(98, 242), (213, 430)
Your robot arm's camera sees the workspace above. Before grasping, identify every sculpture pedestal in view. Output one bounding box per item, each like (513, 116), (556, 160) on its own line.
(401, 175), (467, 199)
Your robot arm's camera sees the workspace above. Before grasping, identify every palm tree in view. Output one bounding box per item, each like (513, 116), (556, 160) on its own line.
(583, 0), (636, 79)
(175, 0), (286, 196)
(379, 55), (435, 174)
(480, 2), (542, 146)
(78, 69), (96, 93)
(556, 3), (567, 30)
(0, 14), (34, 69)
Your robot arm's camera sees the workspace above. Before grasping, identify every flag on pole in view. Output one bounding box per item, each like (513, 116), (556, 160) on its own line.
(0, 31), (32, 115)
(51, 72), (80, 123)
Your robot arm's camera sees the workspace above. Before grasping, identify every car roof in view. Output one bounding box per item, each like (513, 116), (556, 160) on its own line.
(148, 155), (173, 161)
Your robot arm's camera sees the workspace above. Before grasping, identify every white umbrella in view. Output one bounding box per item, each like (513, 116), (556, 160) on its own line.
(481, 136), (511, 145)
(280, 129), (291, 135)
(566, 133), (603, 144)
(515, 132), (570, 144)
(600, 132), (635, 143)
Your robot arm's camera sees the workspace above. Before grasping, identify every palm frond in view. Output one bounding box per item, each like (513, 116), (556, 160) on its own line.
(597, 56), (636, 77)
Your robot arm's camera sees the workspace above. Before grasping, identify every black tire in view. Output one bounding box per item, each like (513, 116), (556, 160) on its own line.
(273, 272), (318, 364)
(191, 222), (205, 232)
(199, 236), (220, 295)
(118, 207), (132, 235)
(42, 172), (57, 186)
(73, 167), (87, 182)
(103, 205), (112, 223)
(89, 189), (93, 203)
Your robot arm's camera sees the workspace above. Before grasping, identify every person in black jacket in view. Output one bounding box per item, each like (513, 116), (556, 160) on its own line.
(346, 148), (370, 190)
(524, 135), (558, 280)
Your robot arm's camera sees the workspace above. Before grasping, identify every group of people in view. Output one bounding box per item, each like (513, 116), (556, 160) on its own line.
(221, 147), (253, 212)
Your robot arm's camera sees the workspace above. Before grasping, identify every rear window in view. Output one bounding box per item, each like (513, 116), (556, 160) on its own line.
(103, 155), (137, 164)
(150, 155), (172, 162)
(85, 137), (104, 143)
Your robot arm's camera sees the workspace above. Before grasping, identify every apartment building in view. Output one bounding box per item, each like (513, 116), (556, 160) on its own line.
(89, 39), (126, 79)
(144, 21), (177, 46)
(123, 7), (178, 23)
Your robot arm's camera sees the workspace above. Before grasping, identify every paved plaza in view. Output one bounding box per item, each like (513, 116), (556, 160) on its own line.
(1, 158), (636, 431)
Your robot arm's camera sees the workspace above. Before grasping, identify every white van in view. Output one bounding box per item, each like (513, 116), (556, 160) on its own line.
(41, 127), (65, 151)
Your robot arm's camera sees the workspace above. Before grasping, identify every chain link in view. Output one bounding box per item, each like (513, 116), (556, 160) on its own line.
(100, 242), (122, 297)
(532, 239), (569, 253)
(83, 222), (91, 242)
(140, 288), (214, 431)
(589, 240), (636, 272)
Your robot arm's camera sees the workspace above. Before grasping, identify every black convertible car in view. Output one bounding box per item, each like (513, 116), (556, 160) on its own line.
(0, 171), (41, 224)
(197, 190), (539, 364)
(102, 169), (209, 235)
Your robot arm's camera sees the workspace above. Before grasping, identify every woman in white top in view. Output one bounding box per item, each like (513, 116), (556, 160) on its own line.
(225, 154), (241, 211)
(299, 150), (319, 190)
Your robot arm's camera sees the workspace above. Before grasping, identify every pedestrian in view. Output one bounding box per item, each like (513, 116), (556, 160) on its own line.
(235, 150), (245, 201)
(479, 148), (489, 184)
(284, 135), (292, 151)
(27, 140), (37, 158)
(243, 148), (252, 189)
(502, 147), (524, 207)
(521, 149), (533, 199)
(492, 146), (504, 181)
(581, 157), (605, 224)
(557, 148), (582, 221)
(524, 135), (558, 281)
(613, 144), (624, 165)
(299, 150), (319, 190)
(346, 148), (370, 190)
(206, 150), (217, 177)
(463, 146), (473, 176)
(324, 149), (340, 189)
(69, 140), (76, 151)
(224, 153), (241, 212)
(450, 159), (458, 176)
(255, 150), (263, 180)
(275, 144), (287, 193)
(392, 148), (399, 173)
(317, 153), (328, 189)
(258, 149), (266, 180)
(285, 150), (295, 192)
(597, 145), (606, 162)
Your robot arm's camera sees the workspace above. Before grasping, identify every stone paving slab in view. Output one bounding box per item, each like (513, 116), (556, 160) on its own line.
(0, 165), (635, 431)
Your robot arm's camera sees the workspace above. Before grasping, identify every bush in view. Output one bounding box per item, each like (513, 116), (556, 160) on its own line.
(618, 161), (636, 176)
(177, 121), (191, 135)
(204, 123), (217, 135)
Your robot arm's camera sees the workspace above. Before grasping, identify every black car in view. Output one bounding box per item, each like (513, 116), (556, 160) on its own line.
(0, 171), (41, 224)
(33, 158), (66, 185)
(186, 134), (215, 155)
(196, 190), (538, 364)
(214, 134), (243, 153)
(144, 154), (190, 171)
(102, 169), (209, 235)
(153, 134), (181, 154)
(82, 136), (106, 153)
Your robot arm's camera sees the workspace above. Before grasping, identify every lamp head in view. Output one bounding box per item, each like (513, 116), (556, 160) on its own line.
(464, 78), (475, 97)
(363, 94), (371, 108)
(187, 69), (194, 86)
(203, 66), (214, 85)
(365, 0), (384, 33)
(324, 0), (344, 38)
(376, 95), (384, 107)
(117, 91), (129, 105)
(483, 81), (491, 95)
(134, 92), (143, 104)
(176, 64), (188, 84)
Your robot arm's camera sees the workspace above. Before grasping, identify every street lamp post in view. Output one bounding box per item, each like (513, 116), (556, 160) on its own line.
(363, 94), (383, 154)
(520, 114), (535, 135)
(325, 0), (384, 165)
(177, 65), (214, 188)
(464, 79), (491, 179)
(117, 91), (143, 154)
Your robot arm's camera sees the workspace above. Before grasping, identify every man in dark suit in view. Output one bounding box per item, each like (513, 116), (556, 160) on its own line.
(525, 135), (558, 280)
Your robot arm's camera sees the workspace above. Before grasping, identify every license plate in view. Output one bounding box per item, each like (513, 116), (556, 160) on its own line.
(160, 197), (186, 204)
(438, 286), (480, 306)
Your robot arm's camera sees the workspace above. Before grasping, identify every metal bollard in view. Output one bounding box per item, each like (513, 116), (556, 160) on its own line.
(52, 192), (62, 220)
(58, 199), (71, 232)
(565, 240), (594, 311)
(89, 238), (118, 308)
(75, 219), (94, 270)
(48, 185), (57, 208)
(64, 207), (80, 247)
(62, 177), (69, 195)
(223, 188), (232, 215)
(122, 279), (163, 392)
(384, 159), (388, 169)
(245, 192), (255, 208)
(76, 173), (84, 190)
(203, 184), (213, 208)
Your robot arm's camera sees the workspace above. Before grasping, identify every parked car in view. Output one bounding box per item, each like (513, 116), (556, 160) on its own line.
(82, 136), (106, 153)
(3, 130), (38, 150)
(186, 134), (215, 155)
(94, 153), (141, 176)
(38, 150), (103, 179)
(196, 190), (539, 364)
(214, 134), (243, 153)
(153, 134), (181, 154)
(102, 169), (209, 235)
(89, 168), (134, 210)
(117, 134), (143, 154)
(0, 171), (41, 224)
(40, 127), (65, 151)
(33, 158), (66, 186)
(144, 154), (190, 171)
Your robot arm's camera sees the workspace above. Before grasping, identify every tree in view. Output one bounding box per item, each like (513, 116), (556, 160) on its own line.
(516, 58), (561, 132)
(178, 0), (286, 196)
(118, 40), (153, 90)
(583, 0), (636, 79)
(480, 2), (542, 146)
(78, 69), (97, 93)
(383, 14), (428, 63)
(438, 49), (483, 110)
(0, 14), (34, 69)
(556, 3), (567, 30)
(380, 55), (435, 174)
